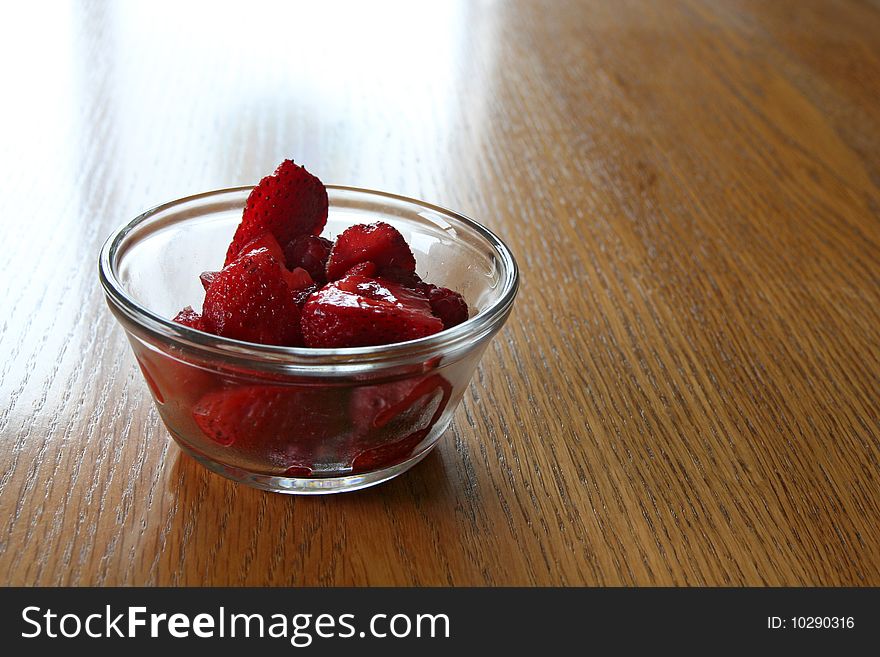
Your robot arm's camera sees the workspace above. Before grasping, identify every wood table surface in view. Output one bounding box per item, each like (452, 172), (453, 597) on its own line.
(2, 0), (879, 586)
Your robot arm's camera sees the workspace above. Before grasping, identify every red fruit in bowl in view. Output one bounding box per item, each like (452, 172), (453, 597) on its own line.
(343, 261), (378, 278)
(300, 274), (443, 348)
(172, 305), (203, 330)
(136, 350), (217, 407)
(423, 284), (469, 329)
(199, 271), (218, 291)
(325, 221), (416, 282)
(237, 231), (287, 263)
(350, 374), (452, 473)
(192, 385), (350, 472)
(283, 234), (333, 283)
(225, 159), (328, 265)
(351, 373), (452, 434)
(202, 247), (303, 346)
(285, 266), (314, 291)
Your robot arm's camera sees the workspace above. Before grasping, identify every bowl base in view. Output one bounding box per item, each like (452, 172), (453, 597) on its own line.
(174, 441), (435, 495)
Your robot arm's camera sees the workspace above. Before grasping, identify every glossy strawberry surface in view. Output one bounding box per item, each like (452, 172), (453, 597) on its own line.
(202, 247), (303, 346)
(325, 221), (416, 282)
(349, 374), (452, 473)
(422, 284), (469, 329)
(283, 234), (333, 283)
(172, 305), (203, 329)
(192, 384), (349, 472)
(300, 274), (443, 348)
(225, 160), (328, 265)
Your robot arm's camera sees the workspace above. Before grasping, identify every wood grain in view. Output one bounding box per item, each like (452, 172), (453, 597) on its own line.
(1, 0), (879, 586)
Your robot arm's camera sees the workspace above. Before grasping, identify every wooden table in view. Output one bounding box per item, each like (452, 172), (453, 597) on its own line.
(2, 0), (879, 586)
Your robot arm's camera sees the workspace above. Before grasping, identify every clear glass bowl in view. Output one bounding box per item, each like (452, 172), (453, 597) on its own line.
(98, 186), (518, 494)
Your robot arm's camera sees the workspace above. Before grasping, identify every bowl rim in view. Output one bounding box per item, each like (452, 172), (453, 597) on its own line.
(98, 185), (519, 369)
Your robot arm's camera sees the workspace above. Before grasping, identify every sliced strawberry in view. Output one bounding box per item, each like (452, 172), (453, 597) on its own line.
(293, 283), (319, 309)
(199, 271), (218, 291)
(350, 374), (452, 472)
(283, 235), (333, 283)
(192, 385), (349, 472)
(423, 284), (469, 329)
(208, 233), (290, 289)
(351, 431), (428, 473)
(172, 306), (203, 329)
(300, 274), (443, 348)
(285, 266), (314, 291)
(350, 373), (452, 434)
(225, 160), (328, 265)
(136, 349), (216, 407)
(343, 261), (378, 278)
(202, 247), (303, 346)
(238, 231), (287, 263)
(135, 356), (166, 404)
(325, 222), (416, 282)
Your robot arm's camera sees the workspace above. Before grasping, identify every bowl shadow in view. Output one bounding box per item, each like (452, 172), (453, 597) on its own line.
(155, 434), (462, 585)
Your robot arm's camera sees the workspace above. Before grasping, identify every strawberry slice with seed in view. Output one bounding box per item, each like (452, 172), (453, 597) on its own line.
(349, 374), (452, 472)
(283, 234), (333, 284)
(202, 247), (303, 346)
(300, 274), (442, 348)
(225, 159), (328, 265)
(172, 305), (203, 329)
(192, 385), (350, 473)
(325, 221), (416, 282)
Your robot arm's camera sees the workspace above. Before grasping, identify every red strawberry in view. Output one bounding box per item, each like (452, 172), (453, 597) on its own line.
(202, 247), (303, 346)
(225, 160), (328, 265)
(350, 373), (452, 434)
(343, 261), (378, 278)
(199, 271), (218, 291)
(135, 356), (166, 404)
(300, 274), (443, 348)
(423, 284), (469, 329)
(293, 283), (319, 308)
(325, 222), (416, 282)
(350, 374), (452, 472)
(283, 235), (333, 283)
(351, 431), (427, 473)
(238, 231), (287, 263)
(214, 232), (299, 282)
(286, 266), (314, 291)
(192, 385), (349, 472)
(172, 306), (203, 329)
(135, 349), (216, 407)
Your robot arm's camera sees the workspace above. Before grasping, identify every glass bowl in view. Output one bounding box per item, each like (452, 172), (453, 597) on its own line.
(98, 186), (518, 494)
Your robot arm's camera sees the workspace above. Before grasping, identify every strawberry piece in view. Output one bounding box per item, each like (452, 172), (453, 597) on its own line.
(136, 349), (216, 407)
(283, 235), (333, 284)
(351, 431), (427, 473)
(225, 160), (328, 265)
(344, 261), (378, 278)
(301, 274), (443, 348)
(210, 233), (294, 289)
(351, 373), (451, 434)
(293, 283), (319, 308)
(238, 231), (287, 263)
(202, 247), (303, 346)
(350, 374), (452, 472)
(285, 266), (314, 291)
(423, 284), (469, 329)
(192, 385), (349, 472)
(199, 271), (218, 291)
(135, 356), (166, 404)
(172, 306), (203, 330)
(325, 222), (416, 282)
